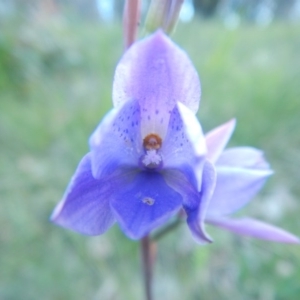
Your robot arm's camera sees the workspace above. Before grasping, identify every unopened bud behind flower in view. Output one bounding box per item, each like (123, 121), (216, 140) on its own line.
(145, 0), (184, 35)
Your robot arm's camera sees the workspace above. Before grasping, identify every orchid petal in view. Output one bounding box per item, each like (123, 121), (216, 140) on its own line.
(51, 154), (115, 235)
(162, 103), (206, 190)
(113, 30), (200, 139)
(186, 161), (216, 244)
(177, 102), (207, 159)
(110, 172), (182, 239)
(205, 119), (236, 163)
(217, 147), (270, 169)
(163, 169), (200, 212)
(207, 217), (300, 243)
(89, 99), (142, 179)
(207, 166), (272, 217)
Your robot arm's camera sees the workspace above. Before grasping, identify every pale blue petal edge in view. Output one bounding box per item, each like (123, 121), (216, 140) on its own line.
(205, 119), (236, 163)
(207, 217), (300, 244)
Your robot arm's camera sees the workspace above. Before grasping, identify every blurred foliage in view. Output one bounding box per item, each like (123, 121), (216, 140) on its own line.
(0, 12), (300, 300)
(193, 0), (300, 20)
(0, 17), (84, 97)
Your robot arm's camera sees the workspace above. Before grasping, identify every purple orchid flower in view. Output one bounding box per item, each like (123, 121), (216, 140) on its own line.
(203, 120), (299, 243)
(51, 31), (212, 242)
(51, 30), (298, 245)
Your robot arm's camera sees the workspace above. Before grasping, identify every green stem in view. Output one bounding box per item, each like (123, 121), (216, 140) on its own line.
(152, 215), (183, 241)
(141, 235), (156, 300)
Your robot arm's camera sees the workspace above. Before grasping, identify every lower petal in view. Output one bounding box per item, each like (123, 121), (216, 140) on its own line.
(207, 217), (300, 244)
(110, 172), (182, 239)
(51, 153), (115, 236)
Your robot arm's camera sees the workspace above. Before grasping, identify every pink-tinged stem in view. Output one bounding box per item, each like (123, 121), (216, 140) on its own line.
(141, 235), (157, 300)
(123, 0), (141, 49)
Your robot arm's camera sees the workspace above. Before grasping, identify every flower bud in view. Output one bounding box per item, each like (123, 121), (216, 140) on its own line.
(144, 0), (184, 35)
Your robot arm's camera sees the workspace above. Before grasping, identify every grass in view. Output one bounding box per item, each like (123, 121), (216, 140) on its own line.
(1, 16), (300, 300)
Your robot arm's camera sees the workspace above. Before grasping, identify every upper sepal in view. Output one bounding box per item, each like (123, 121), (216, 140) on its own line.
(113, 30), (201, 139)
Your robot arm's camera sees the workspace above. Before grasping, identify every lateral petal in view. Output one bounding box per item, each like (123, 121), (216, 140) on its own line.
(110, 172), (182, 239)
(89, 99), (142, 179)
(51, 153), (115, 236)
(113, 30), (200, 139)
(161, 103), (206, 191)
(207, 217), (300, 243)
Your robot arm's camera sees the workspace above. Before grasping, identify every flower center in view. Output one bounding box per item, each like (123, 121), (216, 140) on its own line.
(142, 149), (162, 168)
(143, 134), (162, 150)
(141, 133), (163, 169)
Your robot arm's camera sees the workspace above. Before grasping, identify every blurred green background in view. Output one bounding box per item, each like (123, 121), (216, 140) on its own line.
(1, 1), (300, 300)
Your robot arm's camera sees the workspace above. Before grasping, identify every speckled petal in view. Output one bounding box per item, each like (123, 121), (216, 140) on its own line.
(51, 153), (115, 235)
(162, 103), (206, 191)
(207, 217), (300, 243)
(113, 30), (200, 139)
(110, 172), (182, 239)
(89, 99), (142, 179)
(205, 119), (236, 163)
